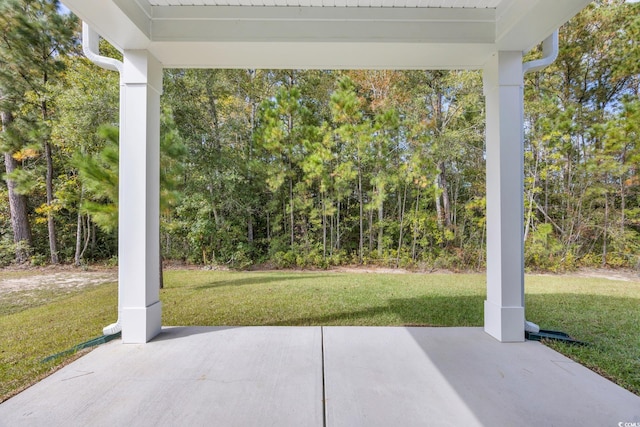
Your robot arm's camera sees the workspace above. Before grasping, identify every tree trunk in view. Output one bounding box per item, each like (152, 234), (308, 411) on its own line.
(602, 193), (608, 268)
(524, 147), (540, 242)
(44, 141), (59, 264)
(75, 211), (83, 266)
(368, 207), (374, 253)
(438, 161), (452, 228)
(3, 152), (33, 263)
(44, 139), (59, 264)
(91, 222), (96, 251)
(336, 200), (341, 250)
(248, 89), (257, 246)
(396, 183), (408, 268)
(289, 175), (295, 247)
(247, 213), (254, 243)
(619, 145), (627, 237)
(39, 76), (58, 264)
(357, 156), (364, 264)
(322, 194), (327, 259)
(329, 200), (333, 257)
(411, 191), (420, 261)
(74, 190), (92, 266)
(287, 107), (295, 248)
(377, 197), (384, 257)
(2, 112), (32, 263)
(620, 177), (625, 236)
(434, 175), (443, 228)
(266, 211), (270, 241)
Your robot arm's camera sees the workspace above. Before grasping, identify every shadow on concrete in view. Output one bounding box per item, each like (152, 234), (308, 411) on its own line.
(397, 292), (640, 425)
(401, 318), (640, 426)
(151, 326), (240, 342)
(320, 290), (640, 426)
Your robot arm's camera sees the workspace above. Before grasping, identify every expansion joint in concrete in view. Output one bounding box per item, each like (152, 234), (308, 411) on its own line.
(321, 326), (327, 427)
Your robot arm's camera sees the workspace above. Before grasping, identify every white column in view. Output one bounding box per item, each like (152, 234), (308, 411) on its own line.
(119, 50), (163, 344)
(483, 51), (525, 342)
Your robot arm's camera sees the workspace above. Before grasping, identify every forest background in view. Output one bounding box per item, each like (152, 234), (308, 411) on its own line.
(1, 0), (639, 272)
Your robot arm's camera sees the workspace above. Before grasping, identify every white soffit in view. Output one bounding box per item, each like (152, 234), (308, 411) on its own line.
(147, 0), (502, 6)
(61, 0), (592, 69)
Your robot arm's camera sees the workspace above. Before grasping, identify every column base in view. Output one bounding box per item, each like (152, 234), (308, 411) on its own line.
(121, 301), (162, 343)
(484, 300), (525, 342)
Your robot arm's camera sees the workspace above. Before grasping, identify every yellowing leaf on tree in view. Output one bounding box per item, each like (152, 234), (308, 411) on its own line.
(12, 148), (40, 162)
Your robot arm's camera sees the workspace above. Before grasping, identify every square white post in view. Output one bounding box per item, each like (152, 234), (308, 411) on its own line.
(119, 50), (163, 343)
(483, 51), (525, 342)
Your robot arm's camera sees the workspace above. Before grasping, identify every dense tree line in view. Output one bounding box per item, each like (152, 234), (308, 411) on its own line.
(0, 0), (638, 271)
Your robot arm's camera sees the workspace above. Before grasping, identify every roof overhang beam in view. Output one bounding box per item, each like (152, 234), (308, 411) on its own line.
(150, 6), (496, 43)
(61, 0), (593, 69)
(151, 41), (495, 69)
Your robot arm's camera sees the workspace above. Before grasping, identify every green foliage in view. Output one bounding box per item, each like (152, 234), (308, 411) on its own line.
(525, 223), (566, 271)
(520, 0), (640, 271)
(1, 1), (639, 270)
(0, 236), (17, 267)
(75, 111), (186, 238)
(74, 126), (119, 233)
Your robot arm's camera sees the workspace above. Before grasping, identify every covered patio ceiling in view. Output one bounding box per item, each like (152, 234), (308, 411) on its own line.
(62, 0), (591, 69)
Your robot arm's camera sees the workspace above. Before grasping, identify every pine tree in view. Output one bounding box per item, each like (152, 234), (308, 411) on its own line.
(0, 0), (76, 263)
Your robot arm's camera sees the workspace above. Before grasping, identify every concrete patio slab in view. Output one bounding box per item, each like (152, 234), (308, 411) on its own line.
(0, 327), (323, 427)
(323, 327), (640, 426)
(1, 326), (639, 427)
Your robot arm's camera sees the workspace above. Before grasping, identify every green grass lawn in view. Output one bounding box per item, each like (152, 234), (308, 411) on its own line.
(1, 269), (639, 402)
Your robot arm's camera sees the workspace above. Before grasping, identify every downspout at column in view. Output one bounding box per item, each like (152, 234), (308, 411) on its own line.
(82, 22), (124, 336)
(82, 23), (123, 74)
(523, 31), (559, 74)
(522, 30), (559, 335)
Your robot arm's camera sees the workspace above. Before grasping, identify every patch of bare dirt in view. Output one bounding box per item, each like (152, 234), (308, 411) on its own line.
(0, 268), (117, 294)
(2, 265), (638, 295)
(560, 268), (640, 283)
(332, 266), (411, 274)
(331, 266), (640, 281)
